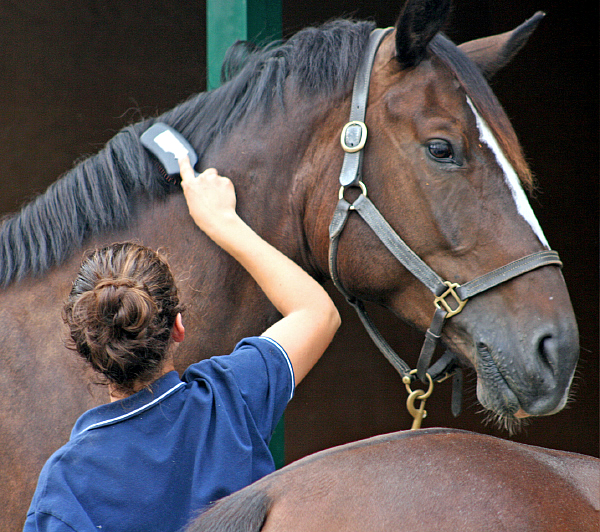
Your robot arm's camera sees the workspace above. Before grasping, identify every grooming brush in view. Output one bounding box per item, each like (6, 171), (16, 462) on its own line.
(141, 123), (199, 183)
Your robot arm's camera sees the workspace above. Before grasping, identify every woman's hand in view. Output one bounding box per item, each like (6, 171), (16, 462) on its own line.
(178, 157), (238, 238)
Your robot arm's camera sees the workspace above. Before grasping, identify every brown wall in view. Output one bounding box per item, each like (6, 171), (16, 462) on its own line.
(0, 0), (597, 459)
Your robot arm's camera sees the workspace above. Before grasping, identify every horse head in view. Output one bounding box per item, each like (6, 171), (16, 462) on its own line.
(303, 0), (578, 426)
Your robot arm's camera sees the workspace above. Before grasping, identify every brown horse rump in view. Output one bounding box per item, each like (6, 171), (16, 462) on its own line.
(190, 428), (599, 532)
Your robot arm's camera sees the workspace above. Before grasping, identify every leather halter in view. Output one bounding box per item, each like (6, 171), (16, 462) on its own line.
(328, 28), (563, 415)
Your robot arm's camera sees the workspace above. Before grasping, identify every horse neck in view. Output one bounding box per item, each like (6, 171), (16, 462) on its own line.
(199, 97), (347, 281)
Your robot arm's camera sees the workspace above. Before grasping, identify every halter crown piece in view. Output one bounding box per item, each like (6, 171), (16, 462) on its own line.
(328, 28), (563, 417)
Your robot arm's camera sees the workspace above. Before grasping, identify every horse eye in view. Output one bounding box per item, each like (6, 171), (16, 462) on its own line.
(427, 139), (454, 162)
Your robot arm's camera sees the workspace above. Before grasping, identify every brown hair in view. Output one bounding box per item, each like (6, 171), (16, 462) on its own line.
(64, 242), (183, 395)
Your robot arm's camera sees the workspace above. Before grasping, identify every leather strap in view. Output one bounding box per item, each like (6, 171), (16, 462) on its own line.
(352, 194), (446, 295)
(329, 193), (457, 382)
(417, 308), (447, 378)
(333, 190), (564, 383)
(339, 28), (393, 187)
(426, 350), (463, 417)
(329, 198), (415, 377)
(456, 250), (562, 300)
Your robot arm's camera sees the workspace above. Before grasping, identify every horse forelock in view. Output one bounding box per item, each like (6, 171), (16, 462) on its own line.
(429, 33), (534, 191)
(173, 19), (376, 153)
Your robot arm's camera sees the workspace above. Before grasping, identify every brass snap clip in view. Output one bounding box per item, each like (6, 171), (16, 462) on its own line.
(403, 369), (434, 430)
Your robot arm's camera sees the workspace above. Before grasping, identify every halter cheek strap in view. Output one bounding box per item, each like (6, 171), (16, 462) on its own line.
(328, 28), (563, 417)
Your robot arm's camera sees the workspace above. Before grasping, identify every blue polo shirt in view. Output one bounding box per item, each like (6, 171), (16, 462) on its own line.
(24, 336), (294, 532)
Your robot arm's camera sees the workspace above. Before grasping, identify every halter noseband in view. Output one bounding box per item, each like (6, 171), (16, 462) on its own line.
(328, 29), (563, 415)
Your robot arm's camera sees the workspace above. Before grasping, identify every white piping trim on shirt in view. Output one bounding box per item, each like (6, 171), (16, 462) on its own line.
(261, 336), (295, 401)
(76, 381), (186, 436)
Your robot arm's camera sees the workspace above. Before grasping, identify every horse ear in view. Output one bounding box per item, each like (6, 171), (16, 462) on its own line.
(458, 12), (545, 79)
(395, 0), (452, 68)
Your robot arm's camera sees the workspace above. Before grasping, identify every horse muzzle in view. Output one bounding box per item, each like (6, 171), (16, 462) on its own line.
(473, 318), (579, 418)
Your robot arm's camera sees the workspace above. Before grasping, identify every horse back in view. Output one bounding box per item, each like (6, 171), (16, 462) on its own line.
(188, 428), (599, 532)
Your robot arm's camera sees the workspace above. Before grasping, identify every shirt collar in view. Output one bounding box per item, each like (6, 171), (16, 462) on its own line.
(71, 371), (184, 439)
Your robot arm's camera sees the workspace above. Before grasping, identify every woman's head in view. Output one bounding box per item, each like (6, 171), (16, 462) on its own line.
(64, 242), (183, 394)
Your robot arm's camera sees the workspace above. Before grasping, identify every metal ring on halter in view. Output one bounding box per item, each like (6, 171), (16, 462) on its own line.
(338, 181), (367, 201)
(403, 369), (434, 399)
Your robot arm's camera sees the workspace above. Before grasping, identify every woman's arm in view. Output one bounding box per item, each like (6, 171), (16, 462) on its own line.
(179, 157), (340, 385)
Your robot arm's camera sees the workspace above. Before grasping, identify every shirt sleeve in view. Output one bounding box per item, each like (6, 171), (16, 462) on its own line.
(24, 453), (105, 532)
(24, 512), (82, 532)
(182, 336), (295, 441)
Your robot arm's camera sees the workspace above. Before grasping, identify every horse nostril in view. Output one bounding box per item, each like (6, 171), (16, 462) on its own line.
(537, 334), (558, 373)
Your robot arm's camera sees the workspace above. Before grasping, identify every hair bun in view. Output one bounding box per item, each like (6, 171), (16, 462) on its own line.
(65, 242), (183, 394)
(94, 278), (156, 334)
(95, 278), (138, 290)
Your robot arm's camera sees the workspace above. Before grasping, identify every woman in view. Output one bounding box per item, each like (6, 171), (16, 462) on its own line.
(24, 157), (341, 531)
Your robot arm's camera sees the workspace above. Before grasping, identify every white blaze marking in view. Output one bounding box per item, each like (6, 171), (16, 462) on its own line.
(467, 96), (549, 248)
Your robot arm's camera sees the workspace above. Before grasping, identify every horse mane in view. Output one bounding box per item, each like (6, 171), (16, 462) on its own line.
(162, 19), (376, 155)
(0, 19), (531, 287)
(0, 125), (170, 286)
(0, 19), (375, 287)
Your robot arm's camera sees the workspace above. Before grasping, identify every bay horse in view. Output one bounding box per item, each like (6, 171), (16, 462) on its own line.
(0, 0), (580, 528)
(187, 428), (600, 532)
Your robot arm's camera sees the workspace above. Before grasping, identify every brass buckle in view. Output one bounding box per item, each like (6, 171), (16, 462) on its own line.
(434, 281), (468, 318)
(340, 120), (368, 153)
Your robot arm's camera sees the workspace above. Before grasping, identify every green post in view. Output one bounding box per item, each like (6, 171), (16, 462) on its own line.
(206, 0), (285, 468)
(206, 0), (282, 90)
(269, 415), (285, 469)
